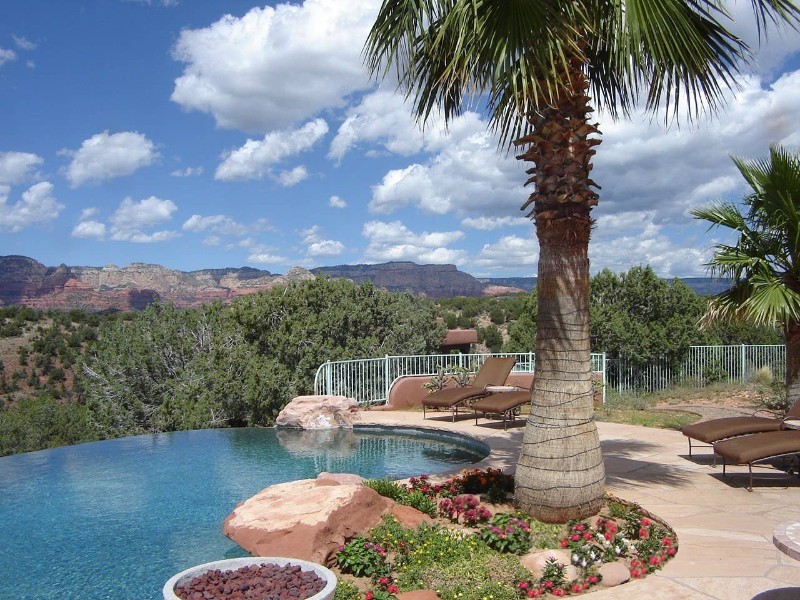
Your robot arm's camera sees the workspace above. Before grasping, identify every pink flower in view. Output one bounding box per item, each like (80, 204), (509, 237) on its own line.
(666, 547), (677, 556)
(365, 592), (374, 600)
(543, 581), (554, 589)
(517, 582), (530, 590)
(662, 537), (673, 547)
(388, 585), (399, 594)
(560, 539), (569, 548)
(552, 589), (565, 597)
(587, 576), (599, 584)
(526, 589), (540, 598)
(378, 577), (390, 586)
(641, 518), (651, 527)
(583, 532), (593, 540)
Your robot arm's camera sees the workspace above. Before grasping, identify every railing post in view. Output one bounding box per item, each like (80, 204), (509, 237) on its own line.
(602, 352), (607, 406)
(740, 344), (746, 383)
(384, 354), (390, 405)
(325, 360), (332, 395)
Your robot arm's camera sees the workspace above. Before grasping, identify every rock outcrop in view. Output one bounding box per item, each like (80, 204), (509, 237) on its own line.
(0, 255), (314, 311)
(223, 474), (432, 566)
(275, 396), (360, 429)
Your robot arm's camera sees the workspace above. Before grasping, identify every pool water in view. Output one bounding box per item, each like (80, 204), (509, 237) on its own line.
(0, 426), (487, 600)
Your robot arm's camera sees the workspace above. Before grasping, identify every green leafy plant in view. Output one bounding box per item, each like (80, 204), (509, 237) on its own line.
(479, 513), (533, 554)
(364, 478), (407, 502)
(336, 536), (390, 579)
(334, 580), (362, 600)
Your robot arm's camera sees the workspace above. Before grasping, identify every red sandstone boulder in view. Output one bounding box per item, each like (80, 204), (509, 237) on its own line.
(275, 395), (360, 429)
(599, 561), (631, 587)
(223, 474), (429, 566)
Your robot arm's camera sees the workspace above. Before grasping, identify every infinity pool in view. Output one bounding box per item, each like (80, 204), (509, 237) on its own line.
(0, 426), (487, 600)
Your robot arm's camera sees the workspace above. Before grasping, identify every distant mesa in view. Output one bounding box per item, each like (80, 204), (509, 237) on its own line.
(0, 255), (728, 312)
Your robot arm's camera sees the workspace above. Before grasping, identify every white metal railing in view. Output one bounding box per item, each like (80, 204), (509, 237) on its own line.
(607, 344), (786, 394)
(314, 352), (607, 406)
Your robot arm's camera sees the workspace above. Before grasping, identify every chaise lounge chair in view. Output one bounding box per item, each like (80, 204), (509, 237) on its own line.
(713, 428), (800, 490)
(422, 357), (516, 421)
(471, 389), (531, 430)
(681, 400), (800, 457)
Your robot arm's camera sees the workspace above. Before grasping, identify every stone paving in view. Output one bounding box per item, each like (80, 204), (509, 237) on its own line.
(358, 408), (800, 600)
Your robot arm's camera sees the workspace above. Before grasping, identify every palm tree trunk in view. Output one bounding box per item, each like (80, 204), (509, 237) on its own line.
(513, 60), (605, 523)
(786, 320), (800, 408)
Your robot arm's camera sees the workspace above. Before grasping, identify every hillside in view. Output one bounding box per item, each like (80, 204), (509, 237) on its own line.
(0, 255), (732, 312)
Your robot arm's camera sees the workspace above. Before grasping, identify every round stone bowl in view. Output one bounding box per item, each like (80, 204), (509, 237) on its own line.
(163, 556), (337, 600)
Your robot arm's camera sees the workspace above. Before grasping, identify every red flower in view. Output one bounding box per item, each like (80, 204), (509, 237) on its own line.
(662, 537), (673, 547)
(518, 582), (530, 590)
(552, 589), (565, 597)
(571, 584), (583, 594)
(543, 581), (554, 589)
(388, 585), (399, 594)
(638, 528), (649, 539)
(583, 532), (593, 541)
(666, 547), (676, 556)
(587, 576), (598, 585)
(526, 590), (540, 598)
(560, 539), (569, 548)
(641, 518), (651, 527)
(365, 593), (374, 600)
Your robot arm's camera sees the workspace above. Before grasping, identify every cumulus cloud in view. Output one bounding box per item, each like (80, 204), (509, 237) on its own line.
(182, 213), (272, 238)
(0, 48), (16, 67)
(277, 165), (308, 187)
(13, 35), (36, 51)
(461, 216), (529, 231)
(0, 151), (43, 185)
(362, 220), (467, 264)
(215, 119), (327, 181)
(61, 131), (159, 187)
(0, 182), (64, 232)
(72, 220), (106, 239)
(473, 235), (538, 273)
(589, 211), (711, 277)
(108, 196), (177, 243)
(367, 112), (527, 216)
(593, 71), (800, 224)
(329, 195), (347, 209)
(171, 0), (377, 133)
(301, 225), (344, 257)
(170, 166), (203, 177)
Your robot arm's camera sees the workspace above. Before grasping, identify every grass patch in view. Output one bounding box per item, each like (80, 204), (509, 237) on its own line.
(594, 408), (698, 429)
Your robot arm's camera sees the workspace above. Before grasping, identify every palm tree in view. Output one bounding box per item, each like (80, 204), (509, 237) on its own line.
(693, 146), (800, 406)
(365, 1), (800, 522)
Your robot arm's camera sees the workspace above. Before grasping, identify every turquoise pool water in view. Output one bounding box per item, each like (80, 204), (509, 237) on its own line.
(0, 426), (487, 600)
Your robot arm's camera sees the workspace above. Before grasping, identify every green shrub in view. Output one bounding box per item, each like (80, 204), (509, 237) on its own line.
(364, 479), (407, 502)
(334, 580), (362, 600)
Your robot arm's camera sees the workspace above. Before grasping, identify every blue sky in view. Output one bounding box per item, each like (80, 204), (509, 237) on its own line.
(1, 1), (799, 278)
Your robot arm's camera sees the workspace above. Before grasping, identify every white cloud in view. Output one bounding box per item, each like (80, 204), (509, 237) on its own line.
(329, 195), (347, 209)
(171, 0), (377, 133)
(301, 225), (344, 257)
(13, 35), (36, 51)
(72, 220), (106, 239)
(277, 165), (308, 187)
(474, 235), (538, 272)
(108, 196), (177, 243)
(180, 213), (273, 237)
(0, 182), (64, 232)
(170, 166), (203, 177)
(0, 48), (16, 67)
(61, 131), (159, 187)
(329, 90), (426, 161)
(593, 71), (800, 223)
(362, 220), (467, 264)
(461, 216), (530, 231)
(111, 196), (176, 229)
(0, 151), (43, 185)
(215, 119), (327, 181)
(79, 207), (99, 220)
(368, 113), (526, 217)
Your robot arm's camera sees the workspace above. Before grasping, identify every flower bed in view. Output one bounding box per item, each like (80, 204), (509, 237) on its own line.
(334, 469), (677, 600)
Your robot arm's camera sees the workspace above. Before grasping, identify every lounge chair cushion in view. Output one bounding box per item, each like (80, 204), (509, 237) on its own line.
(682, 416), (783, 444)
(422, 357), (516, 409)
(714, 430), (800, 465)
(422, 386), (492, 408)
(471, 391), (530, 414)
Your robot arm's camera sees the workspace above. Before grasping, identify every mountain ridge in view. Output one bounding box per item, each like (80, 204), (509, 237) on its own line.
(0, 255), (729, 311)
